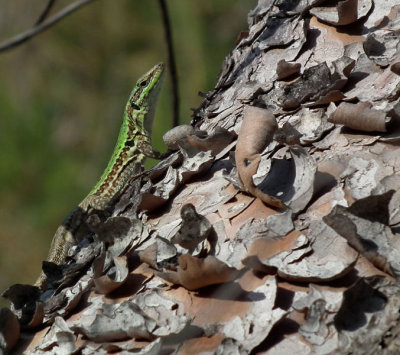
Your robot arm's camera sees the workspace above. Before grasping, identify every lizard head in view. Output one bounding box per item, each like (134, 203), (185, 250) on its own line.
(126, 62), (166, 135)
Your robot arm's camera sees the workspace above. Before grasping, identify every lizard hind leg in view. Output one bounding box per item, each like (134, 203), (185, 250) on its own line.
(80, 194), (111, 211)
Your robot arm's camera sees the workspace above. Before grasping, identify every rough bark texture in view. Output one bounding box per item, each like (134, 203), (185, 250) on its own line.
(3, 0), (400, 354)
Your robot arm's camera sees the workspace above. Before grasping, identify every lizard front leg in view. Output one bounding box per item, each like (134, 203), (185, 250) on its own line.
(137, 138), (170, 160)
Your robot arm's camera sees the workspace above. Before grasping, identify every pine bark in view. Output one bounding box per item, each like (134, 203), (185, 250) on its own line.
(3, 1), (400, 353)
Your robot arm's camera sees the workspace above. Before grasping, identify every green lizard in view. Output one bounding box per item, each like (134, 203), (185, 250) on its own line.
(35, 62), (167, 287)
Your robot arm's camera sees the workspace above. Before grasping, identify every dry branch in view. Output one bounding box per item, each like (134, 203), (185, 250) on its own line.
(0, 0), (98, 52)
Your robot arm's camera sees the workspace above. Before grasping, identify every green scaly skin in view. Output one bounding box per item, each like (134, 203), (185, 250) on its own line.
(35, 63), (166, 287)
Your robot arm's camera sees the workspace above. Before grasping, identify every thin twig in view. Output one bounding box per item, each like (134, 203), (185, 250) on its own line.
(158, 0), (180, 127)
(0, 0), (98, 52)
(34, 0), (57, 26)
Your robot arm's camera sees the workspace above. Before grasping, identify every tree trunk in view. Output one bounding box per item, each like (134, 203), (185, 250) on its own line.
(3, 1), (400, 353)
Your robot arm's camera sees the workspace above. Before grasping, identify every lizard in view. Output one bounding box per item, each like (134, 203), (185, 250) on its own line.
(35, 62), (167, 288)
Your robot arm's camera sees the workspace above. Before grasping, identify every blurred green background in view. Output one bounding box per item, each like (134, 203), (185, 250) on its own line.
(0, 0), (255, 300)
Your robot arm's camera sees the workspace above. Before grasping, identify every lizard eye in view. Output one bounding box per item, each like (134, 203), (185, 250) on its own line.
(140, 80), (147, 87)
(131, 103), (140, 110)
